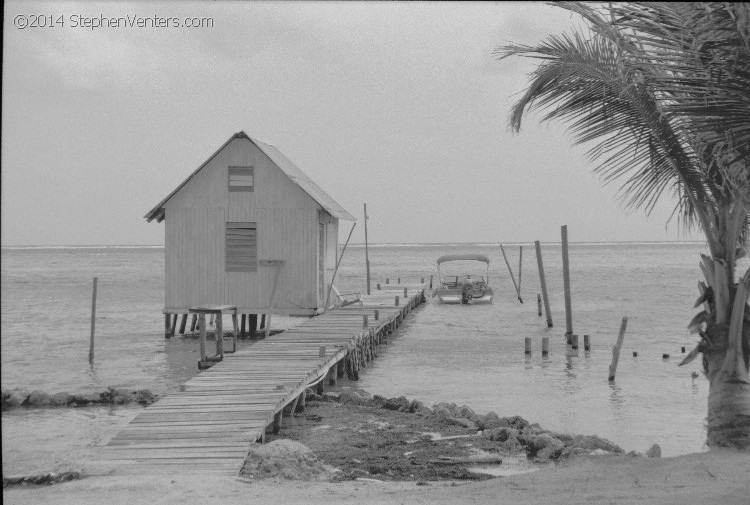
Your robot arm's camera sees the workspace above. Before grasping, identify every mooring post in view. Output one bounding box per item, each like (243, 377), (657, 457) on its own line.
(584, 334), (591, 351)
(571, 334), (579, 350)
(534, 241), (553, 328)
(250, 314), (258, 336)
(190, 313), (197, 333)
(179, 314), (187, 335)
(169, 314), (177, 338)
(240, 314), (246, 339)
(561, 225), (573, 339)
(608, 317), (628, 381)
(395, 295), (400, 306)
(537, 293), (542, 317)
(89, 277), (97, 363)
(542, 336), (549, 356)
(525, 337), (532, 355)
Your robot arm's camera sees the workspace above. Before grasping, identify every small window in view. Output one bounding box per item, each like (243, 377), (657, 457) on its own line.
(226, 222), (257, 272)
(228, 166), (254, 192)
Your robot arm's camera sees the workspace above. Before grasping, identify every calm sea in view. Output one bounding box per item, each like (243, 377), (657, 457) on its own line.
(2, 242), (738, 474)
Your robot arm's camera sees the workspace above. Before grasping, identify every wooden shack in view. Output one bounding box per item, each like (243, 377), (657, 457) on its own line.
(145, 131), (355, 335)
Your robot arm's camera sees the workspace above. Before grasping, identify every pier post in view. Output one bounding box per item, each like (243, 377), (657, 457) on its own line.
(525, 337), (532, 355)
(608, 317), (628, 381)
(534, 241), (553, 328)
(363, 315), (368, 328)
(164, 313), (171, 339)
(542, 337), (549, 356)
(329, 363), (338, 386)
(561, 225), (573, 339)
(240, 314), (246, 339)
(584, 334), (591, 351)
(231, 311), (238, 352)
(571, 334), (579, 350)
(430, 275), (433, 289)
(386, 278), (389, 284)
(215, 313), (224, 359)
(272, 411), (283, 434)
(404, 287), (408, 298)
(319, 345), (326, 357)
(89, 277), (97, 363)
(179, 314), (187, 335)
(250, 314), (258, 336)
(374, 309), (379, 321)
(395, 295), (400, 306)
(169, 314), (177, 338)
(190, 314), (197, 333)
(537, 293), (542, 317)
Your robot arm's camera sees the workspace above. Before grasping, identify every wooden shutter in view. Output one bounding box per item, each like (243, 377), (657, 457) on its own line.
(226, 222), (257, 272)
(228, 166), (254, 192)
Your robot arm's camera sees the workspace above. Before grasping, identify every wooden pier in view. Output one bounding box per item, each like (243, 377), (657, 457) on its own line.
(92, 282), (427, 476)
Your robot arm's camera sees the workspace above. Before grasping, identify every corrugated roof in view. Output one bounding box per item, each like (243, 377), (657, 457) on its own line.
(145, 131), (354, 223)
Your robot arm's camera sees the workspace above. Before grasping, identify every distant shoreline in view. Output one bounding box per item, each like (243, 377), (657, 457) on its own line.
(1, 240), (708, 250)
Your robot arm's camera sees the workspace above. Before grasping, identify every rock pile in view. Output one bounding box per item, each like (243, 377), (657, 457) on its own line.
(1, 387), (158, 410)
(312, 388), (629, 462)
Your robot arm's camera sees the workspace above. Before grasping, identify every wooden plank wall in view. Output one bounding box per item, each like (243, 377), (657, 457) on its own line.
(163, 137), (332, 313)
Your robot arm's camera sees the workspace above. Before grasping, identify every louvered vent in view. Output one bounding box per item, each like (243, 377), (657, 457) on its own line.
(226, 222), (257, 272)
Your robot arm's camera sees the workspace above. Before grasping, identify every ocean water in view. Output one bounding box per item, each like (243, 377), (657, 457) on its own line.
(1, 242), (737, 473)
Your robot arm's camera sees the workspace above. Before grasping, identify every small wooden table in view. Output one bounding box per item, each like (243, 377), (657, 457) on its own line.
(189, 305), (238, 369)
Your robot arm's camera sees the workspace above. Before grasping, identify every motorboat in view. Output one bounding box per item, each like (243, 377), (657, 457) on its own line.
(434, 254), (494, 304)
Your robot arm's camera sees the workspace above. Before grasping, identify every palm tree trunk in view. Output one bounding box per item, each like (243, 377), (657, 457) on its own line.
(704, 266), (750, 448)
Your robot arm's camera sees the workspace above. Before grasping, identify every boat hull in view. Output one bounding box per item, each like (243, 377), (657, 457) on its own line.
(435, 287), (494, 305)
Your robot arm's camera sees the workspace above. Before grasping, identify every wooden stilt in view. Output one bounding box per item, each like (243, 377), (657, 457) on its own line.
(298, 391), (306, 412)
(164, 314), (171, 339)
(272, 410), (283, 434)
(190, 314), (197, 333)
(374, 309), (379, 321)
(537, 293), (542, 317)
(363, 315), (368, 328)
(178, 314), (187, 335)
(169, 314), (177, 338)
(571, 334), (579, 350)
(542, 337), (549, 356)
(377, 283), (381, 290)
(534, 241), (553, 328)
(525, 337), (532, 355)
(250, 314), (258, 336)
(259, 314), (266, 331)
(329, 363), (338, 386)
(584, 334), (591, 351)
(395, 295), (400, 306)
(240, 314), (246, 339)
(337, 360), (344, 378)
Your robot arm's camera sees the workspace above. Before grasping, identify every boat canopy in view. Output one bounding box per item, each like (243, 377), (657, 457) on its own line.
(437, 254), (490, 265)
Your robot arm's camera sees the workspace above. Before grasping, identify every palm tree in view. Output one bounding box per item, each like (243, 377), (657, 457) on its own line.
(496, 2), (750, 449)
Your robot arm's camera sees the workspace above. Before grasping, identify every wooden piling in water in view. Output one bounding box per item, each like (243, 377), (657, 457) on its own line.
(537, 293), (542, 317)
(542, 337), (549, 356)
(571, 334), (579, 350)
(164, 313), (171, 339)
(363, 315), (368, 328)
(240, 314), (246, 339)
(584, 334), (590, 351)
(561, 225), (573, 339)
(525, 337), (532, 355)
(374, 310), (379, 321)
(178, 314), (187, 335)
(169, 314), (177, 338)
(89, 277), (97, 363)
(395, 295), (400, 306)
(608, 317), (628, 381)
(404, 287), (408, 298)
(534, 241), (553, 328)
(249, 314), (258, 336)
(190, 314), (197, 333)
(429, 275), (433, 289)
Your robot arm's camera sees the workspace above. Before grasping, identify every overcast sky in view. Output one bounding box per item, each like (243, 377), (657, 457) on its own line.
(2, 1), (701, 246)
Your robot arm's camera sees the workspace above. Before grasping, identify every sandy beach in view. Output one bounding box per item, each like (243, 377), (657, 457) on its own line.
(4, 450), (749, 505)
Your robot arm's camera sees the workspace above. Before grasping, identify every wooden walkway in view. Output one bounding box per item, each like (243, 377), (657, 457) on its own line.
(91, 283), (427, 476)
